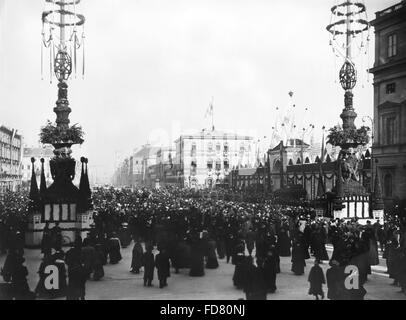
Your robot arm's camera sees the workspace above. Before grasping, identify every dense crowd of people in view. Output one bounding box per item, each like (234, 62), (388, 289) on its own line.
(1, 186), (406, 300)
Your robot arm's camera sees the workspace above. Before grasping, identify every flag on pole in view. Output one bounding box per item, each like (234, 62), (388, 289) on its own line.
(205, 99), (214, 118)
(321, 127), (327, 163)
(317, 127), (326, 196)
(205, 97), (215, 131)
(11, 129), (17, 141)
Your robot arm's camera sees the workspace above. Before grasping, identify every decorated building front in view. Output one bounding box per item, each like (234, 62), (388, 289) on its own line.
(0, 125), (22, 196)
(174, 129), (256, 188)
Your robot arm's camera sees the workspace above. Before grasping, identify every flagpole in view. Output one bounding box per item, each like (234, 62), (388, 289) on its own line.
(211, 96), (214, 131)
(319, 127), (326, 194)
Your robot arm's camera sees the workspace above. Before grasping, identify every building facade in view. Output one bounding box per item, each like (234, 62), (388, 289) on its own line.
(174, 129), (255, 188)
(230, 148), (373, 218)
(113, 144), (161, 188)
(0, 126), (23, 195)
(370, 1), (406, 213)
(21, 145), (54, 190)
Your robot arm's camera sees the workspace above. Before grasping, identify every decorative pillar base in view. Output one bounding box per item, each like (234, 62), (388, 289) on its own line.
(24, 209), (94, 247)
(333, 209), (344, 220)
(372, 209), (384, 225)
(25, 212), (43, 247)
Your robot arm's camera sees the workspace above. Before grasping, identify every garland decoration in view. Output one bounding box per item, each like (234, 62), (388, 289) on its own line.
(327, 124), (370, 147)
(39, 120), (85, 145)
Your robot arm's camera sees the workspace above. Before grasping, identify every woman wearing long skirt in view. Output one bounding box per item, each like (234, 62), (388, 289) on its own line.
(93, 244), (105, 281)
(313, 228), (329, 262)
(205, 238), (219, 269)
(277, 226), (291, 257)
(262, 248), (278, 293)
(291, 238), (306, 275)
(232, 252), (247, 289)
(243, 257), (267, 300)
(189, 237), (205, 277)
(308, 259), (325, 300)
(67, 261), (87, 300)
(108, 233), (122, 264)
(10, 255), (34, 300)
(216, 234), (226, 260)
(130, 239), (144, 274)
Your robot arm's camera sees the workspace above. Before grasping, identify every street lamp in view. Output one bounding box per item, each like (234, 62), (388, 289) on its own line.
(362, 115), (374, 192)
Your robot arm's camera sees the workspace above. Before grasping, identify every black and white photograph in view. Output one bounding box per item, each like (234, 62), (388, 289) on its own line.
(0, 0), (406, 305)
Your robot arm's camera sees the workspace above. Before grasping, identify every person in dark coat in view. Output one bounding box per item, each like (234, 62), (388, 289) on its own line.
(326, 260), (349, 300)
(291, 236), (306, 275)
(232, 249), (247, 289)
(216, 234), (226, 259)
(205, 237), (219, 269)
(81, 242), (97, 279)
(108, 233), (122, 264)
(65, 237), (82, 268)
(385, 238), (399, 285)
(243, 257), (267, 300)
(50, 222), (63, 251)
(189, 236), (205, 277)
(277, 225), (291, 257)
(398, 248), (406, 294)
(303, 224), (312, 259)
(10, 255), (35, 300)
(312, 226), (329, 262)
(261, 247), (278, 293)
(66, 261), (87, 300)
(173, 239), (191, 273)
(142, 244), (155, 287)
(93, 244), (105, 281)
(97, 234), (109, 265)
(41, 222), (52, 259)
(225, 233), (236, 263)
(130, 239), (144, 274)
(245, 229), (256, 256)
(326, 260), (340, 300)
(308, 259), (325, 300)
(0, 219), (6, 255)
(119, 223), (132, 248)
(155, 248), (170, 288)
(66, 239), (87, 300)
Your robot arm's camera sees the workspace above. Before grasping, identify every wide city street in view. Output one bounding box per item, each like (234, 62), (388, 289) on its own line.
(1, 244), (404, 300)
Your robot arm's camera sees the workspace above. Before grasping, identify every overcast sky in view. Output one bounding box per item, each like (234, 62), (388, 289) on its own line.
(0, 0), (399, 182)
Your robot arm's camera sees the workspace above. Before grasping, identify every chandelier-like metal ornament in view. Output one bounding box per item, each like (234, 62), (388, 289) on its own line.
(326, 0), (370, 91)
(54, 50), (72, 81)
(41, 0), (86, 83)
(339, 61), (357, 91)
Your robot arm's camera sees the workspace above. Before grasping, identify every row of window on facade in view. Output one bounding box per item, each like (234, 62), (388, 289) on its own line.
(0, 146), (21, 161)
(190, 142), (248, 157)
(0, 133), (22, 148)
(190, 159), (230, 173)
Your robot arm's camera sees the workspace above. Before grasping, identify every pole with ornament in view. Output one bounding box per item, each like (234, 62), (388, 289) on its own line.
(326, 1), (378, 221)
(27, 0), (92, 247)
